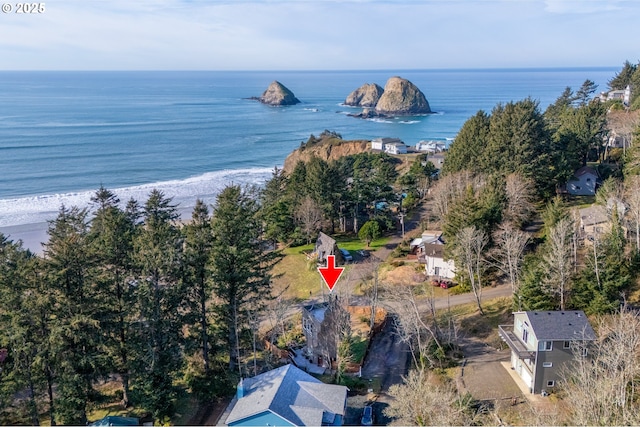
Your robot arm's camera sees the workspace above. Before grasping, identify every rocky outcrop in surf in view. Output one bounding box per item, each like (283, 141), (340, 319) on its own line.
(256, 81), (300, 106)
(375, 76), (431, 114)
(344, 83), (384, 107)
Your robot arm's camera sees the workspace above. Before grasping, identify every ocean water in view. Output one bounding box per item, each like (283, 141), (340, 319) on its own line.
(0, 68), (618, 230)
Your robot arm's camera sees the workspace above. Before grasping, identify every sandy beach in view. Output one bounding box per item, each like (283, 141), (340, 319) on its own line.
(0, 222), (49, 255)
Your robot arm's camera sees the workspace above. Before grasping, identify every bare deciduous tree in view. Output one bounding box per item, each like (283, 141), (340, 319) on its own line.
(491, 223), (529, 296)
(624, 175), (640, 252)
(504, 173), (536, 227)
(430, 171), (486, 220)
(384, 368), (474, 426)
(384, 284), (443, 371)
(562, 307), (640, 426)
(541, 218), (574, 310)
(294, 196), (323, 244)
(454, 225), (488, 315)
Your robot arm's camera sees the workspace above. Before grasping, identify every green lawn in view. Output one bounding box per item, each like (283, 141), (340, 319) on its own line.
(335, 235), (389, 252)
(273, 236), (389, 301)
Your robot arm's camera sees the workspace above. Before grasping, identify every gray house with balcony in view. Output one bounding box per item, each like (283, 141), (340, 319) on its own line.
(498, 311), (596, 394)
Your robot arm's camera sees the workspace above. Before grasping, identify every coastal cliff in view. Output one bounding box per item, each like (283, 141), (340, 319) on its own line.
(257, 81), (300, 106)
(283, 131), (369, 173)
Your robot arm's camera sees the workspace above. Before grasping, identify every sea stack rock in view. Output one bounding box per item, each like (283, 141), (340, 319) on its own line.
(259, 81), (300, 106)
(344, 83), (385, 107)
(375, 76), (431, 114)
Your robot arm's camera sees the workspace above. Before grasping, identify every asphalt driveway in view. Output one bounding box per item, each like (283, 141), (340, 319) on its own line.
(360, 314), (410, 391)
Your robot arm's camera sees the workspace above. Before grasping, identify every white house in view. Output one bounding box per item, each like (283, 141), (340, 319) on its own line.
(416, 231), (456, 279)
(597, 85), (631, 106)
(416, 140), (446, 153)
(384, 142), (407, 155)
(565, 166), (599, 196)
(424, 244), (456, 279)
(371, 137), (403, 152)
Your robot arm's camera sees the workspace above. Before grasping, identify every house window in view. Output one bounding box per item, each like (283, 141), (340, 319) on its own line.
(522, 328), (529, 344)
(563, 341), (570, 349)
(538, 341), (553, 351)
(547, 380), (555, 387)
(302, 318), (313, 334)
(516, 319), (523, 331)
(543, 362), (553, 368)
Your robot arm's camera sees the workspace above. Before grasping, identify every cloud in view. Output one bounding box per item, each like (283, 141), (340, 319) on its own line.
(543, 0), (624, 14)
(0, 0), (637, 70)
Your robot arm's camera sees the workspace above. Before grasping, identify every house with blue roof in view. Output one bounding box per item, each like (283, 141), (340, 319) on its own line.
(224, 364), (348, 426)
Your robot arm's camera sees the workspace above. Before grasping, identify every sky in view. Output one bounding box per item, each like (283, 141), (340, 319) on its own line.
(0, 0), (637, 70)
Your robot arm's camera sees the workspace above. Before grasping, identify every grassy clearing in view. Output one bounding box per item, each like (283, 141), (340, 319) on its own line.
(272, 245), (322, 301)
(272, 236), (389, 301)
(440, 296), (513, 345)
(335, 235), (390, 252)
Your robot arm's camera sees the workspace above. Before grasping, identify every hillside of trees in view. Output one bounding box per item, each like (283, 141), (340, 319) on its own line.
(2, 62), (640, 425)
(0, 186), (282, 425)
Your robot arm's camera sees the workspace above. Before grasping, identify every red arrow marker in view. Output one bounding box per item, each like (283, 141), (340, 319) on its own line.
(318, 255), (344, 292)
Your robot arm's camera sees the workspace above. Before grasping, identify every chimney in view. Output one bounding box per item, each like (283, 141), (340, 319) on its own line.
(236, 378), (244, 399)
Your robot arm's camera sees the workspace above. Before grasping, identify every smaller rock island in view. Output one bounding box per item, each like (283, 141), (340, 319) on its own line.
(344, 83), (384, 108)
(255, 81), (301, 106)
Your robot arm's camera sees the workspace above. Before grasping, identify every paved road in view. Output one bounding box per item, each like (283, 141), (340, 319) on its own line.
(360, 315), (410, 391)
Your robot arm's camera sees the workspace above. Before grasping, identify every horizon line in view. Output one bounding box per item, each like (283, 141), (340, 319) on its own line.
(0, 65), (621, 73)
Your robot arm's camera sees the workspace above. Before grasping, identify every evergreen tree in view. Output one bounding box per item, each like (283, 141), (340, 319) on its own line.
(209, 185), (281, 373)
(260, 168), (295, 244)
(131, 190), (184, 423)
(574, 79), (598, 107)
(441, 110), (490, 175)
(483, 98), (553, 195)
(89, 186), (137, 407)
(515, 254), (557, 311)
(0, 236), (47, 425)
(608, 60), (637, 90)
(358, 220), (381, 247)
(44, 205), (102, 425)
(183, 200), (213, 375)
(571, 210), (632, 314)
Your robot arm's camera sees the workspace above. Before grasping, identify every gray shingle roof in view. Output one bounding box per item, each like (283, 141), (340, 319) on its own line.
(315, 232), (337, 263)
(225, 364), (347, 426)
(523, 311), (596, 341)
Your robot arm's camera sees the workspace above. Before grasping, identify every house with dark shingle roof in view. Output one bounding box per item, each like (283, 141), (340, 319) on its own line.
(498, 311), (596, 394)
(315, 232), (339, 266)
(225, 364), (347, 426)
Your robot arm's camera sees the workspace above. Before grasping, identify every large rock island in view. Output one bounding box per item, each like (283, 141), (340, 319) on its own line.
(344, 76), (431, 117)
(375, 76), (431, 114)
(256, 81), (300, 106)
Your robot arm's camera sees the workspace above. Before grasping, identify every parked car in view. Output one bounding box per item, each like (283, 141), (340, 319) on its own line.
(431, 279), (456, 289)
(340, 248), (353, 262)
(361, 405), (373, 426)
